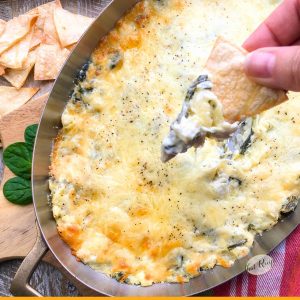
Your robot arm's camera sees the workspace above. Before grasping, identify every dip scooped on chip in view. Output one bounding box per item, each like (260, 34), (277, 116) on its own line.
(162, 37), (288, 162)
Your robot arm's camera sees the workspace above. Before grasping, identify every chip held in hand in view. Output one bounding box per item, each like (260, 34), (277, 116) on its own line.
(161, 37), (288, 162)
(206, 37), (287, 123)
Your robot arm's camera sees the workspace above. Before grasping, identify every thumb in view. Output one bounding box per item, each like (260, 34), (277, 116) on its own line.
(244, 46), (300, 92)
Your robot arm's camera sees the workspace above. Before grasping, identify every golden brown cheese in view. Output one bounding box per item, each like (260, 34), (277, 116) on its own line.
(50, 0), (299, 286)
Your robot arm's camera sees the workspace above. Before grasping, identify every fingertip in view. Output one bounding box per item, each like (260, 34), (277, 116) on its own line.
(242, 38), (255, 52)
(244, 51), (276, 79)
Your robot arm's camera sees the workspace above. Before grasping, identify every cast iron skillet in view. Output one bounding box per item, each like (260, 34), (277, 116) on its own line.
(10, 0), (300, 296)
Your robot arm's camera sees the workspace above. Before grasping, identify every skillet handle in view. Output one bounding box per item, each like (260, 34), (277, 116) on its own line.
(10, 221), (48, 297)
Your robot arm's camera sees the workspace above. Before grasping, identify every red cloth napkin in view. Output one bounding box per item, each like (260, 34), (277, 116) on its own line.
(213, 226), (300, 296)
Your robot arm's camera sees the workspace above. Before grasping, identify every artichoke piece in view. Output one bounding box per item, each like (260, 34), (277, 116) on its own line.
(281, 196), (299, 215)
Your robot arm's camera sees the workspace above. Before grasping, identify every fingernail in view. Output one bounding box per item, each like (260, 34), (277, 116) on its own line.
(245, 52), (276, 78)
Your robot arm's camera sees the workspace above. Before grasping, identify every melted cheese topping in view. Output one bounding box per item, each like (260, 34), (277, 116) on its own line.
(50, 0), (299, 286)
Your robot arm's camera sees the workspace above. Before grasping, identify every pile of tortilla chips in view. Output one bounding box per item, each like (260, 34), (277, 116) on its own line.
(0, 0), (94, 118)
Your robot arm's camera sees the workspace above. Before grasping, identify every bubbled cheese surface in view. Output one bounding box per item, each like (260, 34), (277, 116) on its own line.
(50, 0), (299, 286)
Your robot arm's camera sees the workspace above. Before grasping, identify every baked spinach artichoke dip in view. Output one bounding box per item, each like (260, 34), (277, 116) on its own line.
(50, 0), (299, 286)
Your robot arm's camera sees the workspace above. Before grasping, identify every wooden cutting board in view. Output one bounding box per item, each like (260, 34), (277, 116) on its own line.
(0, 94), (98, 295)
(0, 94), (47, 261)
(0, 1), (111, 296)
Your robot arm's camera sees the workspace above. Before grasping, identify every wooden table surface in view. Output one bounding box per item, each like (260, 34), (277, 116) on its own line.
(0, 0), (110, 296)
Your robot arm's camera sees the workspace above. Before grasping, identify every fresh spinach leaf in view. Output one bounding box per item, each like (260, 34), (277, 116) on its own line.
(24, 124), (38, 147)
(3, 142), (32, 179)
(3, 177), (32, 205)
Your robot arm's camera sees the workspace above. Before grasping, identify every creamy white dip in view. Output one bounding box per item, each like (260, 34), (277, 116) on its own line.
(162, 75), (237, 162)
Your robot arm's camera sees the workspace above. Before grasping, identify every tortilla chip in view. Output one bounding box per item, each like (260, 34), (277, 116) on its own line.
(34, 43), (70, 80)
(43, 12), (59, 45)
(0, 19), (6, 36)
(0, 65), (5, 76)
(66, 44), (77, 52)
(37, 0), (62, 15)
(36, 0), (62, 45)
(0, 29), (33, 69)
(26, 6), (39, 16)
(26, 6), (42, 49)
(29, 25), (43, 50)
(27, 0), (61, 15)
(28, 1), (62, 49)
(0, 86), (39, 117)
(54, 7), (94, 47)
(205, 37), (287, 123)
(4, 50), (36, 89)
(0, 14), (37, 55)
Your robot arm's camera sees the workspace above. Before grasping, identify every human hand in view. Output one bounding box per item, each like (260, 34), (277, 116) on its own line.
(244, 0), (300, 91)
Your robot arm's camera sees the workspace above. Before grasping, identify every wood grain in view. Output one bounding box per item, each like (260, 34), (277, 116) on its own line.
(0, 94), (99, 295)
(0, 260), (79, 296)
(0, 94), (48, 261)
(0, 80), (99, 297)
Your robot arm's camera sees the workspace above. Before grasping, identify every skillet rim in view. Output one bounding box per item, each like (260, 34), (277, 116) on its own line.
(32, 0), (300, 296)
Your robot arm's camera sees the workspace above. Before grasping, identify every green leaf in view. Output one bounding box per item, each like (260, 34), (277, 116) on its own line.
(3, 177), (32, 205)
(24, 124), (38, 147)
(3, 142), (32, 179)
